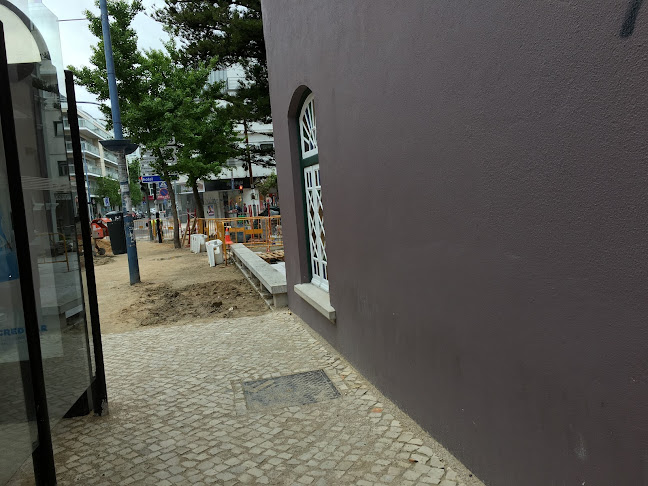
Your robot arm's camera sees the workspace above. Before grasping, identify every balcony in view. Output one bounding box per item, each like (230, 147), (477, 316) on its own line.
(69, 166), (103, 178)
(66, 140), (100, 158)
(103, 150), (118, 164)
(63, 118), (111, 140)
(86, 166), (103, 177)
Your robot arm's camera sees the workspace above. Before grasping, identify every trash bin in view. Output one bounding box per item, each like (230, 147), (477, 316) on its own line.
(106, 219), (127, 255)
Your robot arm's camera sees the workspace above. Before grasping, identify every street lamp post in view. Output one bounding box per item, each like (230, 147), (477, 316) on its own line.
(98, 0), (140, 284)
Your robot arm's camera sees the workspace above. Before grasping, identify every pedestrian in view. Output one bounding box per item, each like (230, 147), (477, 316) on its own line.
(156, 212), (163, 243)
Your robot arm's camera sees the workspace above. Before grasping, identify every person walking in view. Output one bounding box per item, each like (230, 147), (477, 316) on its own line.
(156, 213), (163, 243)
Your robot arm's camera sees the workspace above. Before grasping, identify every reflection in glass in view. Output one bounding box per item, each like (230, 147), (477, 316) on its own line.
(0, 116), (38, 486)
(5, 5), (93, 423)
(0, 1), (96, 482)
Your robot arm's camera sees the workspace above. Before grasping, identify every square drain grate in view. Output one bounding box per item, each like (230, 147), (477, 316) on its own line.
(242, 370), (341, 410)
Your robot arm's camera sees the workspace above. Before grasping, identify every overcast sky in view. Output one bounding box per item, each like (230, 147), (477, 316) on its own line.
(42, 0), (169, 119)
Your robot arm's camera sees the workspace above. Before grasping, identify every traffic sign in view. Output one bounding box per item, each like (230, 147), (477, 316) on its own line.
(159, 188), (169, 198)
(158, 181), (167, 189)
(103, 197), (110, 206)
(141, 175), (162, 183)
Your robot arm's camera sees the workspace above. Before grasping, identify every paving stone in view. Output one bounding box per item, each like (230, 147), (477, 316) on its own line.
(403, 469), (423, 481)
(410, 453), (429, 464)
(417, 445), (436, 457)
(7, 312), (481, 486)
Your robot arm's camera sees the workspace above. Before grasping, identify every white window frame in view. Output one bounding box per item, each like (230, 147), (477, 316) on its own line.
(303, 164), (328, 291)
(299, 94), (318, 158)
(299, 93), (328, 291)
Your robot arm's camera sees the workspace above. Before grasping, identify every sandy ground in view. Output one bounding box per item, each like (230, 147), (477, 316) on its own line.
(93, 240), (269, 334)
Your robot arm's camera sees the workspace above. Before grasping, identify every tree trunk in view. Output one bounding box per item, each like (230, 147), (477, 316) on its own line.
(164, 171), (181, 248)
(244, 120), (253, 187)
(191, 178), (205, 219)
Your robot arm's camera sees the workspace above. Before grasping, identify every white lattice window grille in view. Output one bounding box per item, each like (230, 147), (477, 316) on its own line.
(299, 94), (318, 158)
(304, 164), (328, 291)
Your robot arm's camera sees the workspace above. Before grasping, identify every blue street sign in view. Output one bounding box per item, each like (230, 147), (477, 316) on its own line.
(158, 181), (167, 189)
(141, 175), (162, 183)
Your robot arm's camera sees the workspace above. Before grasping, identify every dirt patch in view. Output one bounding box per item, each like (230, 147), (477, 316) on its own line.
(95, 240), (270, 333)
(132, 280), (265, 327)
(92, 254), (115, 266)
(95, 238), (113, 255)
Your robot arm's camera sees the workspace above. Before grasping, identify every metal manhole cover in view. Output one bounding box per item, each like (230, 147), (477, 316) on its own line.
(242, 369), (340, 410)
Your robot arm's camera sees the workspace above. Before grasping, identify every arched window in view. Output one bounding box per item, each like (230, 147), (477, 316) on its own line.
(299, 92), (328, 291)
(300, 94), (318, 158)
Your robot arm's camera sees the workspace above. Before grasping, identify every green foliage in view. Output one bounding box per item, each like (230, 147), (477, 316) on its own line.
(95, 176), (121, 208)
(128, 159), (142, 205)
(256, 171), (277, 198)
(70, 2), (239, 245)
(68, 0), (145, 131)
(122, 45), (234, 165)
(155, 0), (270, 123)
(174, 80), (238, 188)
(122, 44), (237, 218)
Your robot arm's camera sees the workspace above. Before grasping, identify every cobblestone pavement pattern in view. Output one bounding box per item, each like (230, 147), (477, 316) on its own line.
(10, 311), (484, 486)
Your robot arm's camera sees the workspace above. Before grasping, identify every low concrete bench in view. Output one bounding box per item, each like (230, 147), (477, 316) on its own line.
(230, 243), (287, 308)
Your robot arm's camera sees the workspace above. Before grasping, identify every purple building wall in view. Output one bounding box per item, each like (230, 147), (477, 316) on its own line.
(262, 2), (648, 485)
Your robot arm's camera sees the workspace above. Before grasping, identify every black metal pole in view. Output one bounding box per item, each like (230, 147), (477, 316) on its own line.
(65, 70), (109, 416)
(0, 22), (57, 485)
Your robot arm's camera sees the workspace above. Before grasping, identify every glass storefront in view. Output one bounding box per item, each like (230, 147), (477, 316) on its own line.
(0, 114), (38, 485)
(0, 1), (102, 483)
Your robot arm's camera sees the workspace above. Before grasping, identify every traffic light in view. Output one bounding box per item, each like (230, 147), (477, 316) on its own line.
(238, 184), (243, 194)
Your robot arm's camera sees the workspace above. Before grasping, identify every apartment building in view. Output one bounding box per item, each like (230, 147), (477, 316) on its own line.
(61, 103), (119, 217)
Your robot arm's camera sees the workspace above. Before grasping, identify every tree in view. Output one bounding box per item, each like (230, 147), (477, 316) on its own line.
(69, 0), (145, 131)
(70, 1), (186, 245)
(70, 2), (236, 248)
(156, 1), (274, 182)
(117, 47), (182, 246)
(155, 1), (270, 123)
(123, 46), (236, 241)
(256, 171), (277, 200)
(174, 83), (238, 218)
(95, 177), (121, 208)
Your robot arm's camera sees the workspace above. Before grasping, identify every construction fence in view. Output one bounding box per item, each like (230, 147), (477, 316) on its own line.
(133, 216), (283, 253)
(187, 216), (283, 253)
(133, 218), (175, 241)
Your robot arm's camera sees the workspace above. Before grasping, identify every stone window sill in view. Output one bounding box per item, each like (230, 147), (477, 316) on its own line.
(294, 283), (336, 323)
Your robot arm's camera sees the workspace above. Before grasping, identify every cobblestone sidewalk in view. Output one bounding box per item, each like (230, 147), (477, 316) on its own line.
(10, 311), (484, 486)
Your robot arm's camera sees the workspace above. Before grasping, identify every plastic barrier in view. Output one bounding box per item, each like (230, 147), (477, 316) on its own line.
(190, 234), (208, 254)
(206, 239), (223, 267)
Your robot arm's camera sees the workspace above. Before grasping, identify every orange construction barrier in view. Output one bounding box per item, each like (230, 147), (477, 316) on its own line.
(224, 226), (234, 245)
(223, 227), (234, 265)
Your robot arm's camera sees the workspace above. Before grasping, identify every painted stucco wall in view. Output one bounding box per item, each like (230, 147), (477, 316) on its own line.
(262, 2), (648, 485)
